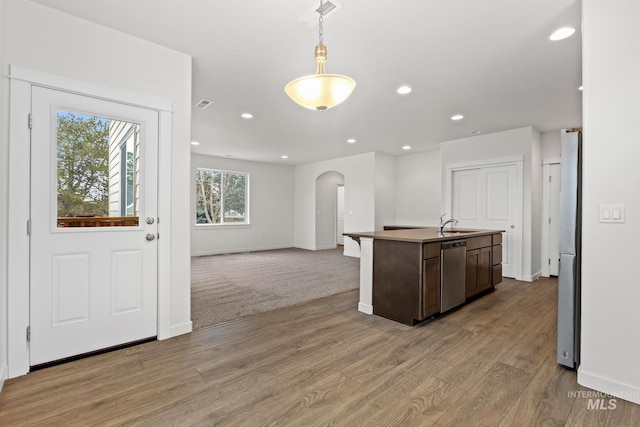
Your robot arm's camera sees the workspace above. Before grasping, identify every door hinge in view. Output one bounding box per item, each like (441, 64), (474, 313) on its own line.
(548, 259), (551, 265)
(157, 232), (160, 240)
(549, 175), (552, 183)
(549, 217), (551, 225)
(27, 219), (31, 236)
(26, 325), (31, 341)
(28, 113), (32, 129)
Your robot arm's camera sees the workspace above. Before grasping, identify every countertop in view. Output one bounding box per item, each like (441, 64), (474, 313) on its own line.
(343, 227), (504, 243)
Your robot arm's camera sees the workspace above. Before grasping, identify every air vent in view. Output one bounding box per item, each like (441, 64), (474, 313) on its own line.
(298, 1), (341, 28)
(195, 99), (212, 109)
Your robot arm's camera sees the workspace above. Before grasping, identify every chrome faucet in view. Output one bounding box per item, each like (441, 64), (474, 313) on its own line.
(439, 213), (458, 234)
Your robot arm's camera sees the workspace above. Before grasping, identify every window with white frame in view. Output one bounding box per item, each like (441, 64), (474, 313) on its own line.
(195, 168), (248, 225)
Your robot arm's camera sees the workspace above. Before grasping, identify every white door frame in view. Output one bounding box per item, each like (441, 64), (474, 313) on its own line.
(7, 66), (173, 378)
(541, 158), (561, 277)
(336, 185), (345, 246)
(444, 155), (524, 281)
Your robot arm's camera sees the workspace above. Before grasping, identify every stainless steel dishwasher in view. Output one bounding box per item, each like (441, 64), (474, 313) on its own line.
(441, 239), (467, 312)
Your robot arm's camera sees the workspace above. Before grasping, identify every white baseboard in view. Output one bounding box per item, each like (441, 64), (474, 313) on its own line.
(578, 367), (640, 405)
(521, 271), (542, 282)
(358, 302), (373, 314)
(0, 364), (7, 393)
(343, 250), (360, 258)
(192, 244), (293, 257)
(168, 321), (192, 338)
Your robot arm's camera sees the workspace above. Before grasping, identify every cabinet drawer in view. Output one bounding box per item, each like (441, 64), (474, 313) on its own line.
(466, 235), (492, 250)
(492, 233), (503, 245)
(423, 242), (441, 259)
(492, 264), (503, 285)
(492, 244), (502, 265)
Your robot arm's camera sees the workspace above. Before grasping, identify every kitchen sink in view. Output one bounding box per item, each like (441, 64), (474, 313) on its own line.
(439, 230), (470, 236)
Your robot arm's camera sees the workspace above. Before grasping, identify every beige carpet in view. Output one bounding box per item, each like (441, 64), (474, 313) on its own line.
(191, 247), (359, 330)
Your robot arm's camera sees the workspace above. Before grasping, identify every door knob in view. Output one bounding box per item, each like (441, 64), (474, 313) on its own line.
(510, 225), (515, 229)
(146, 233), (156, 241)
(146, 217), (155, 224)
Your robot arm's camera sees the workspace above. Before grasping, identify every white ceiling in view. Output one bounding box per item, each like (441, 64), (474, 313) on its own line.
(31, 0), (583, 165)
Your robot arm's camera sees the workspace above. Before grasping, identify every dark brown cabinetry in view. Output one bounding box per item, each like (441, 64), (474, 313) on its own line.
(422, 243), (441, 319)
(365, 229), (504, 326)
(372, 240), (440, 325)
(466, 247), (491, 297)
(465, 235), (498, 298)
(492, 233), (503, 285)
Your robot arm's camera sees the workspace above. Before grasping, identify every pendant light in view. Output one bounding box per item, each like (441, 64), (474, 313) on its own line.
(284, 0), (356, 111)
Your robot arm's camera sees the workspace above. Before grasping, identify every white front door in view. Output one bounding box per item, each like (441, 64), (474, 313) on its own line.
(30, 86), (159, 366)
(452, 164), (520, 278)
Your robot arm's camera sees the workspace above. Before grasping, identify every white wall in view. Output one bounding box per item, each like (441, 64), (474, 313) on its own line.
(315, 171), (344, 250)
(0, 0), (8, 388)
(294, 152), (376, 257)
(530, 128), (543, 278)
(542, 130), (562, 160)
(374, 153), (396, 230)
(191, 154), (294, 255)
(440, 126), (541, 281)
(1, 0), (192, 374)
(579, 0), (640, 404)
(395, 150), (442, 226)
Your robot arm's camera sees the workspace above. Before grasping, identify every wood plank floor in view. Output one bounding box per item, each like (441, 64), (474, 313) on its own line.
(2, 277), (639, 426)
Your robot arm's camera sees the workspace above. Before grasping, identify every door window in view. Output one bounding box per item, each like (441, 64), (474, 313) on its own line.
(56, 110), (141, 228)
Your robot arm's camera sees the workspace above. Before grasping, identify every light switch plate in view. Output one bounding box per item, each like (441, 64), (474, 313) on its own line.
(599, 204), (625, 223)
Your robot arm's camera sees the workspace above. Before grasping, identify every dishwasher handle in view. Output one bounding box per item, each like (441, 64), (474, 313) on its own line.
(441, 240), (467, 250)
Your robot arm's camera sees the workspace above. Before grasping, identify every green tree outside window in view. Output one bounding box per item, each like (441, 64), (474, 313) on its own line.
(196, 168), (248, 224)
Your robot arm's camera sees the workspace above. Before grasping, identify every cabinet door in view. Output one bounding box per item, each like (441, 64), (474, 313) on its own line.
(466, 249), (479, 298)
(423, 257), (441, 318)
(478, 246), (492, 291)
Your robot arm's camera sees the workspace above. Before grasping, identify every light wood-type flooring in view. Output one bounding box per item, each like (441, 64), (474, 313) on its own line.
(2, 277), (640, 426)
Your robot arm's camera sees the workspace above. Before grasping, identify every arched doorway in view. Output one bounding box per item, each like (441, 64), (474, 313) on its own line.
(315, 171), (345, 250)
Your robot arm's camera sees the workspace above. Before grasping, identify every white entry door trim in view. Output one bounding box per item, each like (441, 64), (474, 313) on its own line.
(7, 66), (174, 378)
(444, 155), (524, 281)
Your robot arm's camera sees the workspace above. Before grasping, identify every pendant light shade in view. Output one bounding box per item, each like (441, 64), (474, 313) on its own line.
(285, 1), (355, 111)
(284, 58), (356, 111)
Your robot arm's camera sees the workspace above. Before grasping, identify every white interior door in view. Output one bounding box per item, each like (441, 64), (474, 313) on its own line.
(30, 86), (159, 366)
(336, 186), (345, 245)
(452, 164), (520, 278)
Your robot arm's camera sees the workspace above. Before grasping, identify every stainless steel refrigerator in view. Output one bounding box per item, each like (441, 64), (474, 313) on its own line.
(557, 129), (582, 369)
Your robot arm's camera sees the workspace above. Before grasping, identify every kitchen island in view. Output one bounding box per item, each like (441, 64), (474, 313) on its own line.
(344, 227), (503, 325)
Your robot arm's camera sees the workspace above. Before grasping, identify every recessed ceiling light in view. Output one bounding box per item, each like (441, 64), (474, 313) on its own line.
(241, 113), (253, 119)
(347, 138), (356, 144)
(281, 155), (289, 159)
(402, 145), (411, 150)
(451, 114), (464, 121)
(578, 85), (583, 91)
(549, 27), (575, 41)
(190, 141), (200, 146)
(472, 130), (482, 134)
(397, 85), (412, 95)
